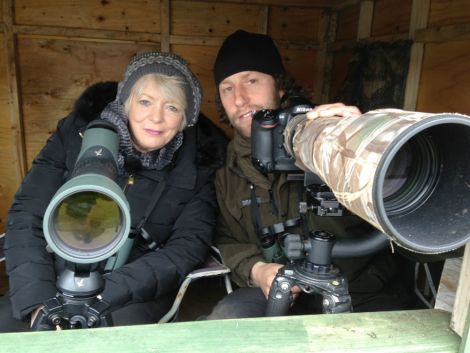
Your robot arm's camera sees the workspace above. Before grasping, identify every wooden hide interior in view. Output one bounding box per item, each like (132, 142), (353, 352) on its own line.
(1, 0), (470, 338)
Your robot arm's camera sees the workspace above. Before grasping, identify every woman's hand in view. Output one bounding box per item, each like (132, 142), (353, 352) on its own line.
(30, 305), (44, 328)
(307, 103), (361, 120)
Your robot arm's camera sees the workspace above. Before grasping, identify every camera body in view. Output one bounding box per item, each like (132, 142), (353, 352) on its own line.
(251, 96), (313, 173)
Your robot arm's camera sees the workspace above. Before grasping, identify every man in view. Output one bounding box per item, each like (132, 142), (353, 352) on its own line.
(206, 30), (409, 319)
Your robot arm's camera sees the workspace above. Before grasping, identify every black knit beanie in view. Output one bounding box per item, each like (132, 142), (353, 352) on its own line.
(213, 30), (285, 87)
(118, 51), (202, 127)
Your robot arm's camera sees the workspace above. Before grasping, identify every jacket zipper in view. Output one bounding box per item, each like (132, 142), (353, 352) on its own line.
(123, 174), (134, 194)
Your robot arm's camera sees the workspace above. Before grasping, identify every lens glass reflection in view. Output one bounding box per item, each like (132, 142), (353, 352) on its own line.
(382, 145), (411, 199)
(52, 191), (122, 252)
(383, 134), (440, 216)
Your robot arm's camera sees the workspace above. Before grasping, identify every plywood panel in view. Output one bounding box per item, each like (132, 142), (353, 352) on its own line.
(15, 0), (160, 32)
(171, 1), (261, 37)
(0, 0), (4, 25)
(279, 47), (317, 101)
(17, 37), (158, 166)
(0, 34), (17, 233)
(336, 5), (359, 42)
(371, 0), (412, 37)
(429, 0), (470, 28)
(329, 49), (354, 102)
(416, 39), (470, 115)
(172, 43), (233, 137)
(269, 6), (322, 42)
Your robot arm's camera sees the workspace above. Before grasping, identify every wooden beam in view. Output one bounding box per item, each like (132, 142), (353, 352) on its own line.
(357, 1), (373, 40)
(315, 10), (338, 103)
(409, 0), (430, 39)
(3, 0), (27, 182)
(14, 24), (161, 44)
(415, 23), (470, 44)
(160, 0), (170, 52)
(403, 0), (430, 111)
(186, 0), (342, 8)
(257, 5), (269, 34)
(329, 33), (409, 51)
(451, 244), (470, 337)
(0, 310), (460, 353)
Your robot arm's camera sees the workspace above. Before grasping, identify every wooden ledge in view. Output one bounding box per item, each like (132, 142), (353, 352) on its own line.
(0, 309), (460, 353)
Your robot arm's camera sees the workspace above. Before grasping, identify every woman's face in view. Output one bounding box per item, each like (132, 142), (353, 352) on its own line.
(128, 78), (184, 152)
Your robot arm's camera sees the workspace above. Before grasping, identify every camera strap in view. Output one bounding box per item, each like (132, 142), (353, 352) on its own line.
(105, 170), (169, 271)
(134, 169), (170, 250)
(249, 183), (300, 262)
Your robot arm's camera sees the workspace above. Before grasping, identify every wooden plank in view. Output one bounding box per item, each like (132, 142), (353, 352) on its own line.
(415, 23), (470, 44)
(357, 0), (373, 40)
(331, 32), (409, 51)
(187, 0), (343, 7)
(0, 310), (460, 353)
(171, 1), (261, 37)
(268, 6), (322, 42)
(2, 0), (26, 183)
(409, 0), (431, 38)
(14, 24), (161, 44)
(371, 0), (412, 37)
(403, 0), (430, 111)
(257, 5), (268, 34)
(14, 0), (161, 33)
(314, 10), (337, 104)
(160, 0), (170, 52)
(335, 4), (359, 42)
(279, 46), (317, 101)
(459, 308), (470, 353)
(172, 43), (232, 137)
(329, 48), (354, 101)
(451, 244), (470, 337)
(403, 42), (424, 110)
(428, 0), (470, 28)
(415, 39), (470, 115)
(0, 31), (17, 234)
(435, 257), (462, 313)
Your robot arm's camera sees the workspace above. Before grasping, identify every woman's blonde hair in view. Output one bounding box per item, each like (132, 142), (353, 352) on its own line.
(124, 73), (188, 131)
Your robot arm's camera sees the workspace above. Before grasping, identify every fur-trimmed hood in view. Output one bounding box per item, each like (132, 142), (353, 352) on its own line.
(71, 81), (228, 169)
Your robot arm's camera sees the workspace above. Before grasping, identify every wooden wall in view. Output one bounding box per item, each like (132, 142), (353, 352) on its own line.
(1, 0), (470, 237)
(330, 0), (470, 116)
(0, 0), (333, 233)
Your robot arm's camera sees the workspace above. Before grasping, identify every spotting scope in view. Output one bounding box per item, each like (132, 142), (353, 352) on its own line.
(43, 120), (131, 264)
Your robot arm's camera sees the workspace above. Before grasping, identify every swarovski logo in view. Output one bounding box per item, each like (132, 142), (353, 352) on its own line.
(94, 148), (103, 157)
(76, 278), (85, 288)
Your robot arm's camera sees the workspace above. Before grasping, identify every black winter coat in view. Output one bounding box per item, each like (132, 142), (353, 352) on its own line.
(5, 82), (227, 319)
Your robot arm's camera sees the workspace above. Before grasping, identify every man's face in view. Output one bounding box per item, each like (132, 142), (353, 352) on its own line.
(218, 71), (283, 138)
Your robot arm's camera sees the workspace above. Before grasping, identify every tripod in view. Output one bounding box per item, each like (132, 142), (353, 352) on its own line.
(32, 263), (112, 330)
(266, 230), (352, 316)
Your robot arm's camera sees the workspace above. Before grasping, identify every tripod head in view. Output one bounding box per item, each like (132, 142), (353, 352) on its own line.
(32, 263), (112, 330)
(266, 230), (352, 316)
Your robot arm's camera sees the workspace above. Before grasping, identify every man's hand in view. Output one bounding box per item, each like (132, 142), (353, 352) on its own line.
(307, 102), (361, 120)
(250, 262), (301, 299)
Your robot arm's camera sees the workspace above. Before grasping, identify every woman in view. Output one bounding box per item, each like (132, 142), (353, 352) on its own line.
(1, 52), (227, 331)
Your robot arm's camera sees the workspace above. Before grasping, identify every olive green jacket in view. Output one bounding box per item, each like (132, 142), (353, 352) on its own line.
(214, 133), (397, 305)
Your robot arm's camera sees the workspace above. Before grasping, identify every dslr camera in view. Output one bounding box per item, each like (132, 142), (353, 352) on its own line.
(251, 95), (313, 173)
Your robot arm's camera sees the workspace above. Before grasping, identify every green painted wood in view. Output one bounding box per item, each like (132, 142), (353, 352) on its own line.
(459, 308), (470, 353)
(0, 310), (460, 353)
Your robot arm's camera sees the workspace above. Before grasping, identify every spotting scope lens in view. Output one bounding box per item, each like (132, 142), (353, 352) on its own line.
(43, 120), (131, 264)
(382, 134), (440, 216)
(52, 191), (124, 255)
